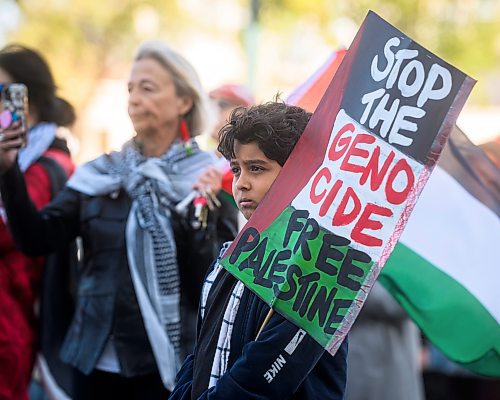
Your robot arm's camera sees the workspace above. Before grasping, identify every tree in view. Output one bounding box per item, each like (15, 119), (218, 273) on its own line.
(8, 0), (183, 114)
(258, 0), (500, 104)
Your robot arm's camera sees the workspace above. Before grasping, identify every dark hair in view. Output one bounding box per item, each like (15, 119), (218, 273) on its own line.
(0, 44), (75, 127)
(218, 101), (312, 166)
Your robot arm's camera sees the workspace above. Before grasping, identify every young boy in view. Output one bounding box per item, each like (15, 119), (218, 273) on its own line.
(170, 102), (347, 399)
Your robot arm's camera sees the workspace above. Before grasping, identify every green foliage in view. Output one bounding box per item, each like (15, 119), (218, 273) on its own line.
(260, 0), (500, 103)
(8, 0), (182, 109)
(6, 0), (499, 111)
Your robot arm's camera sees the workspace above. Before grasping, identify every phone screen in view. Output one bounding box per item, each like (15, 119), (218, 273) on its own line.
(0, 83), (28, 145)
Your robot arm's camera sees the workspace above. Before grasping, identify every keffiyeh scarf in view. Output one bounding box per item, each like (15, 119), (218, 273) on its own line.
(67, 139), (216, 390)
(200, 242), (245, 389)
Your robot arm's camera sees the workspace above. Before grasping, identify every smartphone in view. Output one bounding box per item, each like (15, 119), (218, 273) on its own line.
(0, 83), (28, 145)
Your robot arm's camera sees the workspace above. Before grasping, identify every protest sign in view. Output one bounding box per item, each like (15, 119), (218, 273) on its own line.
(220, 11), (475, 355)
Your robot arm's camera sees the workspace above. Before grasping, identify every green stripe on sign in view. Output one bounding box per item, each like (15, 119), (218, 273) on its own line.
(222, 205), (373, 349)
(380, 243), (500, 377)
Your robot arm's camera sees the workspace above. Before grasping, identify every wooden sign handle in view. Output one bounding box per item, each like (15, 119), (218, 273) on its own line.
(255, 308), (274, 340)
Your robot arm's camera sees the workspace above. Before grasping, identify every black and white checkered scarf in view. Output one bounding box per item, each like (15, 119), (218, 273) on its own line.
(67, 139), (215, 390)
(200, 242), (245, 388)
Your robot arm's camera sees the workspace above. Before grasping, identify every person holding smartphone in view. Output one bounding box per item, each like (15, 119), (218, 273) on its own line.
(0, 41), (238, 400)
(0, 44), (76, 400)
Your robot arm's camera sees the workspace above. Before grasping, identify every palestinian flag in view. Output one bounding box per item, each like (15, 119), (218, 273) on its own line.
(286, 51), (500, 377)
(379, 127), (500, 377)
(285, 48), (346, 112)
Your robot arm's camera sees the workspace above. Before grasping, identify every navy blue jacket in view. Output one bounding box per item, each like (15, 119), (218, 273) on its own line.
(170, 265), (347, 400)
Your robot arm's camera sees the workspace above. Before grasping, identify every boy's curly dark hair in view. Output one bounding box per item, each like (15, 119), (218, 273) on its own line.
(217, 101), (312, 166)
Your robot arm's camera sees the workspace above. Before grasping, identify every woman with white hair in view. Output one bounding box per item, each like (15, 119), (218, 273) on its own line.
(0, 40), (238, 399)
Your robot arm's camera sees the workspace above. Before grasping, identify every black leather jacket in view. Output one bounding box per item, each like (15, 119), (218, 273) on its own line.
(0, 162), (238, 376)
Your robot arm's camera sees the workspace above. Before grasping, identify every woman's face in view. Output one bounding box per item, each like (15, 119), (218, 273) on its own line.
(127, 57), (192, 137)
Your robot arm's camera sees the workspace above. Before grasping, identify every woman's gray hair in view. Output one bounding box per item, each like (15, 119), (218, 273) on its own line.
(134, 40), (211, 137)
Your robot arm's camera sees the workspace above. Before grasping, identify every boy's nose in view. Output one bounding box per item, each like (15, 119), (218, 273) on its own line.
(235, 173), (250, 191)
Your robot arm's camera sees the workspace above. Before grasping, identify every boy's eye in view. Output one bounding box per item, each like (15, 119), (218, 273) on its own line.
(231, 166), (240, 175)
(250, 165), (264, 173)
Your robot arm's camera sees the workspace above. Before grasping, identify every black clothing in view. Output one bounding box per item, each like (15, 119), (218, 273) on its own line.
(171, 263), (348, 400)
(72, 369), (169, 400)
(0, 162), (238, 377)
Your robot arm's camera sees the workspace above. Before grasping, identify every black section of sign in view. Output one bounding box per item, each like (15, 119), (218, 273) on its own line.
(341, 11), (467, 163)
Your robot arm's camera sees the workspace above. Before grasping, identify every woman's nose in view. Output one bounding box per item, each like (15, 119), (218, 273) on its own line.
(128, 88), (140, 105)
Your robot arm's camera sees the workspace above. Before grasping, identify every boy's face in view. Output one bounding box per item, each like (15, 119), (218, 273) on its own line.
(230, 140), (282, 220)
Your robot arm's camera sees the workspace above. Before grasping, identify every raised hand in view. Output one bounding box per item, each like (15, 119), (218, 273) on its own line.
(0, 122), (25, 174)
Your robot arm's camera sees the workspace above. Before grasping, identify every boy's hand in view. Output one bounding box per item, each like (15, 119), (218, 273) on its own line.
(0, 122), (25, 174)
